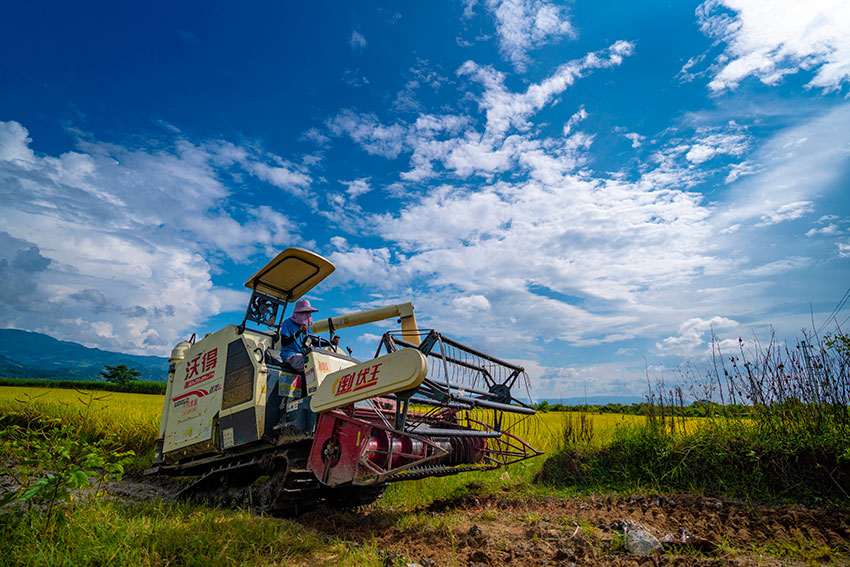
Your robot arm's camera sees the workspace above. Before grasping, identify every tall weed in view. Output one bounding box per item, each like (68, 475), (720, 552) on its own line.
(538, 329), (850, 504)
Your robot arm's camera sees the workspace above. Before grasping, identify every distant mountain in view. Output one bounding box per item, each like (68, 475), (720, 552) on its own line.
(0, 329), (169, 381)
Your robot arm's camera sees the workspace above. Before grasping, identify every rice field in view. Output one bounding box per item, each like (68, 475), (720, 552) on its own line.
(0, 385), (655, 507)
(0, 386), (648, 453)
(0, 385), (163, 458)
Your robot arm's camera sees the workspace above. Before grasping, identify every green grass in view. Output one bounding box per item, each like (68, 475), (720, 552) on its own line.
(2, 385), (848, 565)
(0, 499), (386, 567)
(536, 419), (850, 505)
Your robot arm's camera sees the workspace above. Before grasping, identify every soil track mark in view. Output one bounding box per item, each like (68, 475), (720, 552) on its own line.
(299, 491), (850, 566)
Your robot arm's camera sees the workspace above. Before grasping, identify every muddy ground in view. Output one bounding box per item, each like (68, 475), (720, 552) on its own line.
(111, 478), (849, 566)
(299, 491), (850, 566)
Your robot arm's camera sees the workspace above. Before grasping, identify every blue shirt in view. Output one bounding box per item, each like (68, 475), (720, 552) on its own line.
(278, 317), (311, 360)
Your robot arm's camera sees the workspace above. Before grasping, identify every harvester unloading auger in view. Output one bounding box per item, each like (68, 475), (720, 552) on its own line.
(145, 248), (542, 514)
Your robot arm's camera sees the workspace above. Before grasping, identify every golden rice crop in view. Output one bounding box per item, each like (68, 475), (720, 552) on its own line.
(0, 386), (163, 456)
(0, 386), (690, 508)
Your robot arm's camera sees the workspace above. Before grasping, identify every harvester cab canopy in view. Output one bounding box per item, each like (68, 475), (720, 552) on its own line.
(240, 247), (335, 332)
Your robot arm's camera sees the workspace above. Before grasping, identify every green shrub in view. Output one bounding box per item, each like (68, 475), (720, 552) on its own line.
(537, 420), (850, 504)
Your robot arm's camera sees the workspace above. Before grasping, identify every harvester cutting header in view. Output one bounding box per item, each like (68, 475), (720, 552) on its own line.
(146, 248), (542, 514)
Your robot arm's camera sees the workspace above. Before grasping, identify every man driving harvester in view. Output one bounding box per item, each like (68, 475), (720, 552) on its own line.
(278, 298), (320, 373)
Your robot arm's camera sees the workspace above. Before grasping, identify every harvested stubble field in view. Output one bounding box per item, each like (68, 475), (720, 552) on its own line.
(1, 385), (848, 566)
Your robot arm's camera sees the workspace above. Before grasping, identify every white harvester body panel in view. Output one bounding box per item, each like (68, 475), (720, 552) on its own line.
(310, 348), (428, 413)
(163, 326), (231, 456)
(163, 325), (275, 459)
(304, 349), (358, 396)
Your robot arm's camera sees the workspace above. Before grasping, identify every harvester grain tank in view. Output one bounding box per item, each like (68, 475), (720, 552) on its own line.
(146, 248), (542, 514)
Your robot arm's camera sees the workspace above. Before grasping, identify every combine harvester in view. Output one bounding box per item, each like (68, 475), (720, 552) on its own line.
(146, 248), (542, 514)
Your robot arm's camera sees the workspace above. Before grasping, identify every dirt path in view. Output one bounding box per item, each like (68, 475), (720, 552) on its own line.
(298, 490), (850, 566)
(107, 476), (850, 565)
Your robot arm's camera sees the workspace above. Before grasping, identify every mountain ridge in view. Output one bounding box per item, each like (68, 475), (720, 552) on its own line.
(0, 329), (169, 381)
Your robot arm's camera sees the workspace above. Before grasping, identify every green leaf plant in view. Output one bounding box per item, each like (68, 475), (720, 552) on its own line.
(0, 391), (134, 531)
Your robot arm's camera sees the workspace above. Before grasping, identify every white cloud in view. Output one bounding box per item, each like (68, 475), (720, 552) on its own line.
(459, 41), (634, 138)
(684, 129), (749, 164)
(725, 160), (757, 183)
(340, 178), (373, 197)
(0, 121), (310, 354)
(393, 60), (449, 113)
(716, 104), (850, 227)
(325, 245), (401, 290)
(656, 316), (739, 356)
(0, 121), (36, 163)
(562, 107), (587, 136)
(838, 241), (850, 257)
(357, 332), (382, 343)
(332, 162), (724, 349)
(517, 358), (648, 400)
(326, 110), (407, 158)
(624, 132), (644, 148)
(698, 0), (850, 91)
(245, 160), (311, 196)
(350, 30), (367, 50)
(324, 43), (632, 185)
(743, 256), (811, 277)
(756, 200), (815, 226)
(300, 127), (330, 146)
(805, 224), (840, 237)
(483, 0), (576, 71)
(341, 68), (370, 88)
(452, 294), (491, 312)
(315, 41), (806, 355)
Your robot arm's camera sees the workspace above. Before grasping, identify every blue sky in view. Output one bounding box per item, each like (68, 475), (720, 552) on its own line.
(1, 1), (849, 399)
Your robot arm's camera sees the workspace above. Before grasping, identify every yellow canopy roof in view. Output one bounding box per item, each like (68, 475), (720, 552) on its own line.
(243, 247), (335, 302)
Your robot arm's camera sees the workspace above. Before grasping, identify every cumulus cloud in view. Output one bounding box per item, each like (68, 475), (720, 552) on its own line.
(0, 233), (52, 323)
(482, 0), (576, 71)
(325, 245), (400, 290)
(756, 200), (815, 226)
(698, 0), (850, 91)
(340, 178), (373, 197)
(624, 132), (644, 148)
(0, 121), (310, 353)
(341, 68), (370, 88)
(639, 124), (751, 193)
(806, 221), (843, 237)
(315, 41), (798, 354)
(459, 41), (634, 138)
(245, 160), (311, 197)
(325, 156), (724, 350)
(452, 294), (492, 312)
(350, 30), (367, 50)
(684, 128), (749, 164)
(326, 110), (407, 158)
(562, 107), (587, 136)
(322, 42), (632, 186)
(657, 316), (740, 356)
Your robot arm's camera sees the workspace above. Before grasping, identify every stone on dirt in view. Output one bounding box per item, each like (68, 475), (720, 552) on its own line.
(624, 523), (661, 555)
